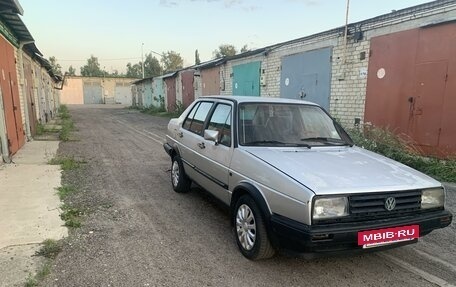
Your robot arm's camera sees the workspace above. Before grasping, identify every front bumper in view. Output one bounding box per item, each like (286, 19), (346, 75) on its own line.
(270, 209), (452, 255)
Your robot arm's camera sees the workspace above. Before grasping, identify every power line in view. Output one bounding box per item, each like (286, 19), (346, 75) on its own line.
(57, 57), (142, 62)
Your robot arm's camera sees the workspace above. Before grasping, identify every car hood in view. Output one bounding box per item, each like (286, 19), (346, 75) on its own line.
(245, 146), (440, 195)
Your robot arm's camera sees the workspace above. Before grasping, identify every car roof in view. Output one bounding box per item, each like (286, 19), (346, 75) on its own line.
(199, 95), (319, 106)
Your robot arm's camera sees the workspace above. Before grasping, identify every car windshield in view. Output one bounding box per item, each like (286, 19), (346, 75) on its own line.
(238, 103), (346, 147)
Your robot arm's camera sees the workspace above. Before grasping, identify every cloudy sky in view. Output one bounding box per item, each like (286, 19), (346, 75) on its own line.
(19, 0), (432, 74)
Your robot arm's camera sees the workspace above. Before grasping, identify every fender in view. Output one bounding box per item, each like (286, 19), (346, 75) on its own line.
(231, 182), (272, 222)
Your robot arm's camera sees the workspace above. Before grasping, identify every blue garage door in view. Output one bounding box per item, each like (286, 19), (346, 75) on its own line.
(83, 82), (103, 104)
(232, 61), (261, 96)
(280, 47), (332, 110)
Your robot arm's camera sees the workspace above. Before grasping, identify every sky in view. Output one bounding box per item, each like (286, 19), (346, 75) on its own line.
(19, 0), (432, 75)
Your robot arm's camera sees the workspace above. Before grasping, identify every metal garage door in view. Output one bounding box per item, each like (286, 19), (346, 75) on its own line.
(83, 82), (103, 104)
(115, 84), (132, 105)
(365, 23), (456, 156)
(232, 61), (261, 96)
(280, 47), (332, 110)
(0, 36), (25, 155)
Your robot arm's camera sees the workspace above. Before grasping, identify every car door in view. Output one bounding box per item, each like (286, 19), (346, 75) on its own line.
(197, 102), (234, 204)
(178, 101), (214, 185)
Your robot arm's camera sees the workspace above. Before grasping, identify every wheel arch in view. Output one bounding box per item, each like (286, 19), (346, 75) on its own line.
(231, 182), (280, 250)
(231, 182), (272, 225)
(169, 143), (181, 159)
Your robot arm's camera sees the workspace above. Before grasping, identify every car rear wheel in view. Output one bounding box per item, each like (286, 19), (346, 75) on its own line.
(171, 155), (191, 193)
(233, 195), (275, 260)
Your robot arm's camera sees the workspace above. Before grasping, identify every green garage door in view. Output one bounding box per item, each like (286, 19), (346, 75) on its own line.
(232, 61), (261, 96)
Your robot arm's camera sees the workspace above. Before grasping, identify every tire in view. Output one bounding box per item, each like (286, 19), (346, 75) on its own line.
(171, 155), (191, 193)
(233, 195), (275, 260)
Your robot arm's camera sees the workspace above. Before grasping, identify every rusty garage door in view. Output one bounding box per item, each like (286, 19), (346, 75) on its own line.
(201, 66), (220, 96)
(0, 35), (25, 155)
(181, 70), (194, 108)
(365, 22), (456, 157)
(165, 75), (177, 112)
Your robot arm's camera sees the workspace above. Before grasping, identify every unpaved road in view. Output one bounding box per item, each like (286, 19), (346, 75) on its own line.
(43, 105), (456, 287)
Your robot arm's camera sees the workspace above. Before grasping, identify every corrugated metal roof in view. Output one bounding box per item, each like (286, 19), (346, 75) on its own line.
(162, 71), (178, 79)
(0, 0), (23, 15)
(192, 57), (226, 70)
(0, 12), (33, 43)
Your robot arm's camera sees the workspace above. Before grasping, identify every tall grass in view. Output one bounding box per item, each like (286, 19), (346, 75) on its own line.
(347, 125), (456, 182)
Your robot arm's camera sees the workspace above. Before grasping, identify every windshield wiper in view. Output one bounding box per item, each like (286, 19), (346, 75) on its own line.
(300, 137), (351, 146)
(243, 140), (286, 146)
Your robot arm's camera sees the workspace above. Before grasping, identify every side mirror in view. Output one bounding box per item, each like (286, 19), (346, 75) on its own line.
(204, 129), (219, 145)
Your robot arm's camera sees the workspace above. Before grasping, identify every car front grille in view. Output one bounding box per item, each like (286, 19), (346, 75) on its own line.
(314, 190), (424, 225)
(349, 190), (422, 218)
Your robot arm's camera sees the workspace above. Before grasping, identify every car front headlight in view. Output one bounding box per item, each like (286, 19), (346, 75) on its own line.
(421, 188), (445, 209)
(313, 197), (348, 220)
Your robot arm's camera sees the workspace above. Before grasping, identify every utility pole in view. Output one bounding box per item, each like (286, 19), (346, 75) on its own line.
(141, 43), (145, 79)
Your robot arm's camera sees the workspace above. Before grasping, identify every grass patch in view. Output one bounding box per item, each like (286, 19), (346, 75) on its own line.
(25, 260), (52, 287)
(57, 105), (74, 141)
(36, 123), (45, 136)
(48, 156), (84, 170)
(35, 239), (61, 259)
(140, 99), (185, 118)
(59, 118), (74, 141)
(60, 204), (83, 228)
(56, 185), (76, 200)
(58, 105), (71, 120)
(347, 125), (456, 182)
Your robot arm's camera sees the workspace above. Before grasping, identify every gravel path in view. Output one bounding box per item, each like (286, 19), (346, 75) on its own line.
(41, 105), (455, 287)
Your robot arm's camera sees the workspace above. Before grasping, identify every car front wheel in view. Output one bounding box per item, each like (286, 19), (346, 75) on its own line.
(233, 195), (275, 260)
(171, 155), (191, 193)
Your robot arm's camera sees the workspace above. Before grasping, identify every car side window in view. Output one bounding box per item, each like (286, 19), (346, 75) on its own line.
(183, 102), (213, 135)
(207, 104), (232, 147)
(182, 103), (200, 130)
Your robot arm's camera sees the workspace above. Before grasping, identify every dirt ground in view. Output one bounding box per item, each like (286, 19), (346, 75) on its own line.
(41, 105), (456, 287)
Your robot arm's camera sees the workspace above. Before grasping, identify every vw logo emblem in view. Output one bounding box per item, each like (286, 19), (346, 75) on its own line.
(385, 197), (396, 211)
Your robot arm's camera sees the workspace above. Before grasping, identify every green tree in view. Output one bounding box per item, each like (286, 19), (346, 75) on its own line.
(80, 55), (104, 77)
(144, 53), (162, 77)
(126, 53), (162, 78)
(213, 44), (237, 59)
(195, 49), (201, 65)
(126, 62), (142, 78)
(66, 65), (76, 76)
(240, 44), (249, 53)
(161, 51), (183, 73)
(48, 56), (62, 75)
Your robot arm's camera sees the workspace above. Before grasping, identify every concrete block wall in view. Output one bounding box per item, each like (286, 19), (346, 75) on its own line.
(330, 39), (370, 127)
(175, 73), (183, 105)
(15, 49), (26, 131)
(194, 72), (202, 99)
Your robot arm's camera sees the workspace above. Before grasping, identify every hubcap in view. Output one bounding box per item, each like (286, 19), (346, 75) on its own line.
(171, 160), (180, 187)
(236, 204), (256, 251)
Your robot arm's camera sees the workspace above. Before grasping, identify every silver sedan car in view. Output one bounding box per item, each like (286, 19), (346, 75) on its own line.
(163, 96), (452, 260)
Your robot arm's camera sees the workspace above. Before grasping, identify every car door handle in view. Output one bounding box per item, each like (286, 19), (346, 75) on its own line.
(197, 142), (205, 149)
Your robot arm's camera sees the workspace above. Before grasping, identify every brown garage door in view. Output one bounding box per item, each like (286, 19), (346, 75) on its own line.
(0, 36), (25, 155)
(365, 23), (456, 157)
